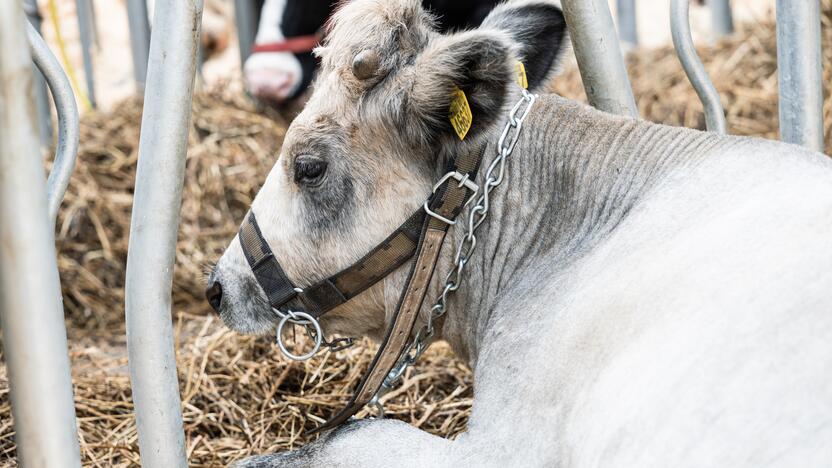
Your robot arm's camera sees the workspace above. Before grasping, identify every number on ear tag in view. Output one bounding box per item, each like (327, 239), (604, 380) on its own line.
(449, 87), (473, 140)
(515, 62), (528, 89)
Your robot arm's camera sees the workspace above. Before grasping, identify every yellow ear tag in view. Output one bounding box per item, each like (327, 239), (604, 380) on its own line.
(515, 61), (528, 89)
(449, 87), (473, 140)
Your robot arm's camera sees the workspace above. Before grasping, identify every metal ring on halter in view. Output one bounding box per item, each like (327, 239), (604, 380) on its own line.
(276, 311), (323, 361)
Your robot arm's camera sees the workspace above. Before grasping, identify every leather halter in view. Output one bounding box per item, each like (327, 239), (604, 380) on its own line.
(238, 144), (485, 433)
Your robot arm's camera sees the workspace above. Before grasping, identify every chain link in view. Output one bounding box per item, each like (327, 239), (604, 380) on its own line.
(369, 89), (537, 414)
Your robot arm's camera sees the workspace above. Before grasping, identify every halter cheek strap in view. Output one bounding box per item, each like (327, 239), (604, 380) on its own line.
(238, 144), (485, 433)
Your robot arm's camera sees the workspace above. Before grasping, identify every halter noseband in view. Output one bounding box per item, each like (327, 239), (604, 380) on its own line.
(238, 145), (484, 433)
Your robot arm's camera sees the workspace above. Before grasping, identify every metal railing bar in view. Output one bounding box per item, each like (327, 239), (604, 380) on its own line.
(670, 0), (727, 134)
(127, 0), (151, 91)
(561, 0), (639, 117)
(234, 0), (259, 70)
(23, 0), (54, 147)
(26, 21), (80, 224)
(0, 1), (82, 467)
(124, 0), (205, 465)
(776, 0), (825, 152)
(75, 0), (96, 108)
(617, 0), (638, 47)
(710, 0), (734, 38)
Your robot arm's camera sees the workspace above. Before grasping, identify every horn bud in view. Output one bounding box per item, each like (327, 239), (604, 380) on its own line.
(352, 49), (380, 80)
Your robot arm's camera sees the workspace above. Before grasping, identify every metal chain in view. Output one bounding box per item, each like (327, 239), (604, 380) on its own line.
(370, 89), (538, 416)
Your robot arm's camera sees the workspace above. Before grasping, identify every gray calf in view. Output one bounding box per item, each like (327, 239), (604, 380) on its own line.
(209, 0), (832, 466)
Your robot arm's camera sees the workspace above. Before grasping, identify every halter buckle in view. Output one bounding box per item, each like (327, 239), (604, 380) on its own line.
(423, 171), (479, 225)
(431, 170), (479, 194)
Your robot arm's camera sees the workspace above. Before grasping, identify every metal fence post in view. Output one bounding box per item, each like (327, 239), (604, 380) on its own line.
(75, 0), (96, 108)
(127, 0), (151, 91)
(234, 0), (259, 70)
(776, 0), (825, 152)
(124, 0), (204, 466)
(671, 0), (727, 133)
(27, 22), (81, 224)
(22, 0), (53, 147)
(561, 0), (638, 117)
(617, 0), (638, 47)
(709, 0), (734, 38)
(0, 1), (82, 467)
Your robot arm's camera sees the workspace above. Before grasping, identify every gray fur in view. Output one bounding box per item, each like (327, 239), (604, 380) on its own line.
(212, 1), (832, 466)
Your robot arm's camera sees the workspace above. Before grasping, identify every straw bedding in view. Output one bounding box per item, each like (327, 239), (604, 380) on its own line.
(1, 4), (831, 466)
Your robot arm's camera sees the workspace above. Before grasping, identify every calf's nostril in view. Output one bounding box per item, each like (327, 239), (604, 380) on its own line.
(205, 281), (223, 314)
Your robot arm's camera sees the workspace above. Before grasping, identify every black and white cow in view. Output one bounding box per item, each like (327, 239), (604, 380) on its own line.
(244, 0), (501, 103)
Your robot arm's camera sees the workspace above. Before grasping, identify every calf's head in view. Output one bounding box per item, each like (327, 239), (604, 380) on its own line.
(208, 0), (568, 338)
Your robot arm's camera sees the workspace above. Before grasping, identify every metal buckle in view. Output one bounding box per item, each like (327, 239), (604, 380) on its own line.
(432, 170), (479, 194)
(423, 171), (479, 225)
(423, 202), (456, 225)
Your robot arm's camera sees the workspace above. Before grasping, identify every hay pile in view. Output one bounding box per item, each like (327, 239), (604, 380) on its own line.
(54, 90), (285, 332)
(1, 3), (832, 466)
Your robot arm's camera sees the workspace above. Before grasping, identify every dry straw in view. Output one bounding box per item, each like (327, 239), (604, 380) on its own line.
(1, 4), (831, 466)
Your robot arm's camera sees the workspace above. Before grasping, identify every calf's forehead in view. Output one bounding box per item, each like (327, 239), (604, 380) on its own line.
(317, 0), (434, 72)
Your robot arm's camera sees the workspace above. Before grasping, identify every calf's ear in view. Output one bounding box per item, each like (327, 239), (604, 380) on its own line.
(397, 29), (516, 145)
(481, 1), (569, 91)
(394, 2), (568, 147)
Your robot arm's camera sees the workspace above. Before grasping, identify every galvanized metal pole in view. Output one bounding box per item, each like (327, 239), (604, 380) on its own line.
(776, 0), (825, 152)
(124, 0), (204, 466)
(617, 0), (638, 47)
(89, 0), (101, 48)
(22, 0), (53, 147)
(561, 0), (638, 117)
(671, 0), (727, 133)
(234, 0), (258, 69)
(27, 22), (81, 224)
(126, 0), (151, 91)
(0, 1), (82, 467)
(709, 0), (734, 38)
(75, 0), (97, 108)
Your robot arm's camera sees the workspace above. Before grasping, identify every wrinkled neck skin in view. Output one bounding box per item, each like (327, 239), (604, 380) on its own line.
(381, 91), (725, 369)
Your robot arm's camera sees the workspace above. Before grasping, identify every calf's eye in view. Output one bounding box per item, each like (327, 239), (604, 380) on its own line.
(293, 157), (328, 185)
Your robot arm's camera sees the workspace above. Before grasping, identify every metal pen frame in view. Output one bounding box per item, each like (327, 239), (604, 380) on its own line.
(776, 0), (825, 152)
(0, 2), (82, 467)
(710, 0), (734, 38)
(561, 0), (639, 117)
(124, 0), (205, 466)
(127, 0), (151, 91)
(671, 0), (728, 134)
(27, 22), (81, 223)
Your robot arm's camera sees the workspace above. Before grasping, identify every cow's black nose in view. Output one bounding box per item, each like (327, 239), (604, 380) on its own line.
(205, 280), (223, 314)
